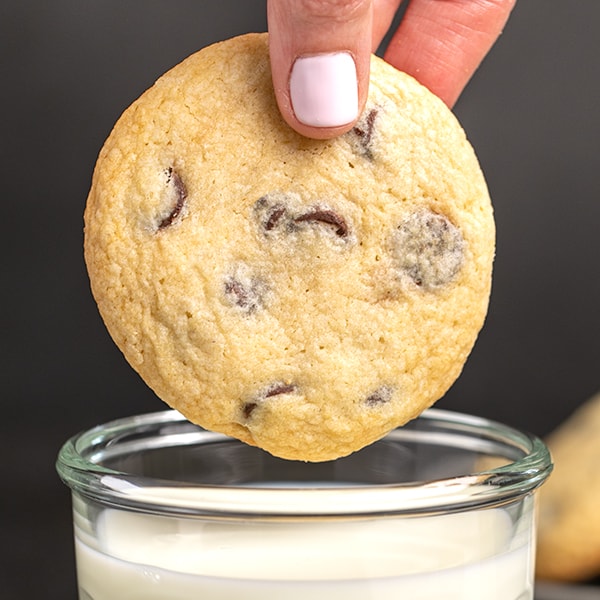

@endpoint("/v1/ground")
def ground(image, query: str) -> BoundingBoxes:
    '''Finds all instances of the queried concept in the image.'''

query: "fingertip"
[290,52,359,128]
[273,52,370,140]
[267,0,372,140]
[270,54,368,140]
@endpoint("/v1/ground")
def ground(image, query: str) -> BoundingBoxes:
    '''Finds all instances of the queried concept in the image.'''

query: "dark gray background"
[2,1,599,597]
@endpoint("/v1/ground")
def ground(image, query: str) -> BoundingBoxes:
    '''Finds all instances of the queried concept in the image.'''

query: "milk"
[58,410,550,600]
[74,496,535,600]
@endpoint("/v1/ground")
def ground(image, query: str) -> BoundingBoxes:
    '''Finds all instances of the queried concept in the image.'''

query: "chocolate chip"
[223,272,267,314]
[393,210,464,290]
[364,386,394,407]
[265,383,298,398]
[242,402,258,419]
[241,382,299,420]
[157,167,187,230]
[351,108,378,159]
[254,194,352,241]
[254,195,292,234]
[294,209,349,238]
[264,204,287,231]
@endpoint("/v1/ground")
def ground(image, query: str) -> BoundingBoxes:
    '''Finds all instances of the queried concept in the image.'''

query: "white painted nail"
[289,52,359,128]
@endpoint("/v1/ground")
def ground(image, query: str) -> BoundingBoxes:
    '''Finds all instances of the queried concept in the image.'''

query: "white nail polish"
[289,52,359,128]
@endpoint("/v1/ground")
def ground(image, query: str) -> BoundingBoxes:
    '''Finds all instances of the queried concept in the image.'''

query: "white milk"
[74,499,534,599]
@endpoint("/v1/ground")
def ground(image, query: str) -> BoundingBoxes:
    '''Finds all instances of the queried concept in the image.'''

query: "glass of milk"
[57,408,551,600]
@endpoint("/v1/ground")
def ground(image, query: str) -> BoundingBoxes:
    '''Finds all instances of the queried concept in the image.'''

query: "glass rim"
[56,408,552,518]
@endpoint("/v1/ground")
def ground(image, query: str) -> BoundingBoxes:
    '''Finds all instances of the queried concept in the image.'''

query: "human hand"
[268,0,516,139]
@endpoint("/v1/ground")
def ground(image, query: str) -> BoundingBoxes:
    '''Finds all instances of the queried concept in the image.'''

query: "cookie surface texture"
[84,33,495,461]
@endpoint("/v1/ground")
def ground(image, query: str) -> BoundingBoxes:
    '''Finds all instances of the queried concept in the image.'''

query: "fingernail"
[289,52,359,128]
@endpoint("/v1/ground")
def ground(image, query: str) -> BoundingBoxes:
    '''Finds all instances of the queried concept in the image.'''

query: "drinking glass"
[57,408,552,599]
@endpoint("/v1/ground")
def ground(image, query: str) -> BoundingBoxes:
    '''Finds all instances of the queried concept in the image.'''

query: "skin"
[268,0,517,139]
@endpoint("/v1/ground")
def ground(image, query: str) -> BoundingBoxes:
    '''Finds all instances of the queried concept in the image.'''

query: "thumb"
[268,0,373,140]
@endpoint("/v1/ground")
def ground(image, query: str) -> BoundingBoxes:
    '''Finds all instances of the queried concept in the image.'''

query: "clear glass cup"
[57,408,552,600]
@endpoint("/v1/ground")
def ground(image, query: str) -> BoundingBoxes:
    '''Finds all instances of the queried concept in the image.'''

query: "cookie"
[536,391,600,581]
[84,33,495,461]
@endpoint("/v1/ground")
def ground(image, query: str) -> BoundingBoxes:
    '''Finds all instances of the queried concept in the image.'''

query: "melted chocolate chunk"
[294,209,349,238]
[351,108,378,159]
[254,195,291,234]
[254,194,351,240]
[242,382,298,420]
[393,210,464,290]
[264,204,287,231]
[265,383,298,398]
[364,386,394,407]
[223,274,266,314]
[242,402,258,419]
[157,167,187,230]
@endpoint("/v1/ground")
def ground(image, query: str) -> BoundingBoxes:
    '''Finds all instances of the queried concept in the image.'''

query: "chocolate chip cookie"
[84,33,495,461]
[536,391,600,582]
